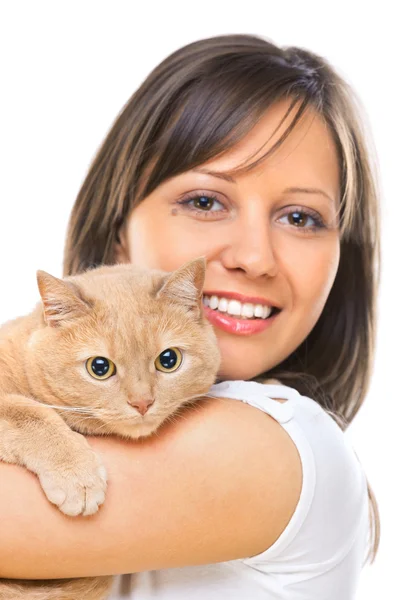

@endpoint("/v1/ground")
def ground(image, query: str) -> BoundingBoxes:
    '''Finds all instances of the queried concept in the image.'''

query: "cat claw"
[38,451,108,516]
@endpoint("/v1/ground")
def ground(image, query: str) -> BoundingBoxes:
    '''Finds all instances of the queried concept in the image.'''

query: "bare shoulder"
[160,394,303,561]
[95,393,303,571]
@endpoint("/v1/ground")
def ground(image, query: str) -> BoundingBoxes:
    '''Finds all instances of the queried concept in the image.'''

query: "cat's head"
[26,257,221,439]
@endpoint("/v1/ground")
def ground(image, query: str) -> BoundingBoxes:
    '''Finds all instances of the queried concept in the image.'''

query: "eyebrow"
[192,168,335,205]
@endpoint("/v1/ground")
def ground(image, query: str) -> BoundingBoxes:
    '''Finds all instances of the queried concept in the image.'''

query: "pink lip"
[203,305,280,336]
[202,290,280,308]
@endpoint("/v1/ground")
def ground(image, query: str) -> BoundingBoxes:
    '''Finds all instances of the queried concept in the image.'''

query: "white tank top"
[109,380,369,600]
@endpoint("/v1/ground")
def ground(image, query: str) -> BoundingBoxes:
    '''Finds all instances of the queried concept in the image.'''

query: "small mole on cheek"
[171,209,178,216]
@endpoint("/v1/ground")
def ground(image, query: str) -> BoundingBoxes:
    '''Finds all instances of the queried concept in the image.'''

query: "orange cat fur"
[0,257,221,600]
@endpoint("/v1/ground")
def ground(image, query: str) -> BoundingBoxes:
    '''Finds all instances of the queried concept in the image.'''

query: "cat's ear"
[156,257,206,314]
[36,270,92,328]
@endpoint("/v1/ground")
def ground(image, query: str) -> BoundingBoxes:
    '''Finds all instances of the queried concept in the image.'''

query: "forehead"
[197,99,340,200]
[73,293,198,362]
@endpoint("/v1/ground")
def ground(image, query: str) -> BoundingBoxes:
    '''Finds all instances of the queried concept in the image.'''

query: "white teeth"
[202,295,275,319]
[209,295,219,309]
[217,298,228,312]
[262,306,272,318]
[227,299,242,316]
[241,303,255,318]
[254,304,264,318]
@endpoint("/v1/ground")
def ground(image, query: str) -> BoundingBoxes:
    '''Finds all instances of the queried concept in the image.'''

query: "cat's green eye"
[86,356,116,380]
[154,347,183,373]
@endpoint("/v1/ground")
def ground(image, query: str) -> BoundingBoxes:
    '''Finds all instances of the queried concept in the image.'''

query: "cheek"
[126,210,215,272]
[291,238,340,321]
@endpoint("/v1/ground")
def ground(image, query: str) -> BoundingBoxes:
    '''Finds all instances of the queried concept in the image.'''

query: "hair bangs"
[137,62,319,203]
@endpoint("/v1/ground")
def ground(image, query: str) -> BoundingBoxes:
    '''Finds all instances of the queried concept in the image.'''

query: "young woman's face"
[115,99,341,381]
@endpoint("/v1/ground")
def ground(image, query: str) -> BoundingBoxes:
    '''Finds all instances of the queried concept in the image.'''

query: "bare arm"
[0,396,302,579]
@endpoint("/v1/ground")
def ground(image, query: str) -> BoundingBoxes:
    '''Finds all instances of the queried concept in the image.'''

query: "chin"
[214,341,272,382]
[109,417,160,440]
[216,364,263,382]
[216,350,284,381]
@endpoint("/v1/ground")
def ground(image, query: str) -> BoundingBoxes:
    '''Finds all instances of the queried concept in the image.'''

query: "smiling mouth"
[202,295,281,320]
[201,303,282,336]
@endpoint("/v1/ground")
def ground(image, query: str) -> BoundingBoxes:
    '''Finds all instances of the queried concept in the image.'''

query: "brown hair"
[63,33,381,564]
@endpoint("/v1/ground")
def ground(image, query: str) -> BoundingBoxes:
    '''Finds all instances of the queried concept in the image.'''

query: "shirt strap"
[204,380,300,424]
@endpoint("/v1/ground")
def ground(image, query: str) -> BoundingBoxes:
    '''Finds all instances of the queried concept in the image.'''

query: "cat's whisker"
[12,400,95,415]
[47,406,94,414]
[82,413,132,427]
[88,417,119,429]
[73,419,111,432]
[51,403,121,416]
[12,392,224,437]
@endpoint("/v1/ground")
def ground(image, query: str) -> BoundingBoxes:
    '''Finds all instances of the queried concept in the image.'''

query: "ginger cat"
[0,257,221,599]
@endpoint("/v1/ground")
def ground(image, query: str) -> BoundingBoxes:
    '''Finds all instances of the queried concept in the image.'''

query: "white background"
[0,2,397,596]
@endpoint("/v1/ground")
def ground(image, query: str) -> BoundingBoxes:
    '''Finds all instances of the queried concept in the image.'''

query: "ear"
[36,270,92,328]
[156,257,206,315]
[114,225,130,264]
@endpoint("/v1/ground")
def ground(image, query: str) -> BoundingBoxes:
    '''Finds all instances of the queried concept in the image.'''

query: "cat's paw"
[38,447,108,517]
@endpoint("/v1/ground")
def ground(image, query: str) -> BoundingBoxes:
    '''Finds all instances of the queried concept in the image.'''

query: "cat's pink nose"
[128,398,154,416]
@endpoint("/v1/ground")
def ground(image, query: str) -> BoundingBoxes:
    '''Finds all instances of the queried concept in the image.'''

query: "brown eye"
[86,356,116,380]
[154,348,183,373]
[193,195,216,210]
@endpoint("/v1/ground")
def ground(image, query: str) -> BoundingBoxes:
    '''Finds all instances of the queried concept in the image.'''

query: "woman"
[0,34,380,598]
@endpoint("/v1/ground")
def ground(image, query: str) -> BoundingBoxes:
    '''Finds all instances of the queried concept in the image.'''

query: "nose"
[223,217,278,279]
[128,398,155,416]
